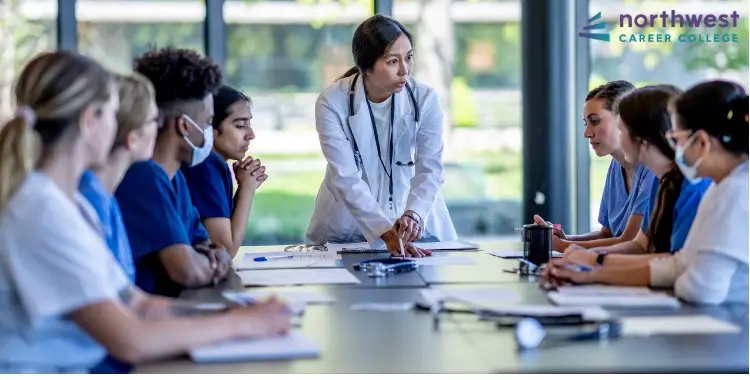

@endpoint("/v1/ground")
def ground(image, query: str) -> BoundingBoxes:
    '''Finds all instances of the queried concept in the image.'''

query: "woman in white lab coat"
[307,15,457,257]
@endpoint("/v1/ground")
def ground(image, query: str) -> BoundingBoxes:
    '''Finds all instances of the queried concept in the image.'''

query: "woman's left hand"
[394,214,421,243]
[546,260,597,286]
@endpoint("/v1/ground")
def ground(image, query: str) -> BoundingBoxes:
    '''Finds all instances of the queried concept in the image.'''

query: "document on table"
[547,291,681,308]
[414,240,479,251]
[237,252,342,270]
[189,331,320,363]
[238,268,361,287]
[223,290,335,306]
[482,305,611,321]
[411,256,477,266]
[555,285,654,295]
[620,315,741,336]
[486,251,563,259]
[419,287,521,307]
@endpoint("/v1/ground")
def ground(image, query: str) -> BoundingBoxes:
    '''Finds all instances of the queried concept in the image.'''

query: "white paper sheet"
[222,290,335,306]
[237,252,342,270]
[325,242,375,253]
[419,288,521,307]
[350,302,414,311]
[555,285,654,295]
[620,315,741,336]
[189,331,320,363]
[486,251,563,259]
[239,268,361,287]
[547,291,681,308]
[411,256,477,266]
[413,241,479,251]
[482,305,612,320]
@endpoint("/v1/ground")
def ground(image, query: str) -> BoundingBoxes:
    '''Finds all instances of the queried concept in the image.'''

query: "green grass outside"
[243,150,611,244]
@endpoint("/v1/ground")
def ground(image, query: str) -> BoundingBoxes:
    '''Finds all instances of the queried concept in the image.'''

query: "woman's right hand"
[533,214,566,239]
[381,230,431,258]
[230,298,292,339]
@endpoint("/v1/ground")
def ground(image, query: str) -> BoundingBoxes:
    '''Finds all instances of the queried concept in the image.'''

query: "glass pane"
[0,0,57,119]
[77,0,204,73]
[395,0,523,242]
[588,0,748,231]
[224,0,370,245]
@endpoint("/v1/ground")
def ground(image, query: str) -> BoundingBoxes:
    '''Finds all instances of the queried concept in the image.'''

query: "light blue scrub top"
[598,160,656,236]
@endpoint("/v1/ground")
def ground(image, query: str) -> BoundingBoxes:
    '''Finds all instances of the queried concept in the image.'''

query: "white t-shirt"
[650,161,749,305]
[0,172,130,373]
[369,96,397,219]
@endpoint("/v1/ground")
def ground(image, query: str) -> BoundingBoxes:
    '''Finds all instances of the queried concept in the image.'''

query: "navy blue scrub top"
[182,151,234,220]
[115,160,209,297]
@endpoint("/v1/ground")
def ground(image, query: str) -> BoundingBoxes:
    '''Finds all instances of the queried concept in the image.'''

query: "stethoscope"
[346,71,420,213]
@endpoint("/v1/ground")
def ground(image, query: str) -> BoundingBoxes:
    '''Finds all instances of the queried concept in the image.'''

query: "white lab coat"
[306,74,458,246]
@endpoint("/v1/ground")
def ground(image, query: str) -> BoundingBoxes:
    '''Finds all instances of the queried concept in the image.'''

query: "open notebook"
[189,331,321,363]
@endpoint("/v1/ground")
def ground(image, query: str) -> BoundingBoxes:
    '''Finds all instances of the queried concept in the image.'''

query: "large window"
[394,0,523,241]
[0,0,57,119]
[77,0,204,73]
[224,0,370,244]
[587,0,749,231]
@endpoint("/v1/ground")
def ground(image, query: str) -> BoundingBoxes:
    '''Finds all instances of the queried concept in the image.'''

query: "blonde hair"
[113,73,156,149]
[0,51,113,212]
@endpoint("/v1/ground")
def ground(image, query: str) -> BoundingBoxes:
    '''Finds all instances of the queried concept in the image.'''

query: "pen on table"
[398,236,406,259]
[253,254,295,262]
[563,264,593,272]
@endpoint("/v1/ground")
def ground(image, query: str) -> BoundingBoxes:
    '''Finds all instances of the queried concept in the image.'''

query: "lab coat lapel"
[347,75,380,192]
[393,81,413,148]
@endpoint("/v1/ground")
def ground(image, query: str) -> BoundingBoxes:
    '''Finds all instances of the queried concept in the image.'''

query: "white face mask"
[182,114,214,167]
[674,133,705,183]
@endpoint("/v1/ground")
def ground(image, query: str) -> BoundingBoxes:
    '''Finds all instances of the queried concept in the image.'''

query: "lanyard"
[364,90,396,209]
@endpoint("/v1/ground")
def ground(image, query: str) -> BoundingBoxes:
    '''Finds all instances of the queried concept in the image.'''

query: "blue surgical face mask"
[674,133,706,183]
[182,114,214,167]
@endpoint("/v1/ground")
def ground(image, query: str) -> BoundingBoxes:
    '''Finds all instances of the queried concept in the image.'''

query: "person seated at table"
[182,85,267,258]
[115,47,232,297]
[543,80,749,305]
[0,51,291,374]
[566,85,711,259]
[534,80,656,252]
[79,73,159,285]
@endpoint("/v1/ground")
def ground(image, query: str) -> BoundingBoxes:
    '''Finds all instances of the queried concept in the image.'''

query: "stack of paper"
[189,331,320,363]
[326,240,480,253]
[224,290,335,305]
[419,287,521,307]
[486,251,563,259]
[238,268,361,287]
[482,305,612,321]
[414,241,479,251]
[411,256,477,266]
[548,286,680,308]
[237,252,342,270]
[620,315,741,336]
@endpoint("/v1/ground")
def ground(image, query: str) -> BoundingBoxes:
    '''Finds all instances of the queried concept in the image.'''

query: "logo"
[579,12,610,42]
[579,10,741,44]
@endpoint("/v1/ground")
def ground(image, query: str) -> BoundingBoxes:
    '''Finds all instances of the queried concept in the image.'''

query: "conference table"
[134,241,749,374]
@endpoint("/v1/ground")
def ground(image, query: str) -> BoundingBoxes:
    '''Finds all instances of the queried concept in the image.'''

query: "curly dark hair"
[134,47,222,112]
[585,80,635,111]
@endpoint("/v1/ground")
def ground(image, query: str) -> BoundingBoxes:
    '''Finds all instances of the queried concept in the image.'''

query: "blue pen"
[253,254,295,262]
[564,264,593,272]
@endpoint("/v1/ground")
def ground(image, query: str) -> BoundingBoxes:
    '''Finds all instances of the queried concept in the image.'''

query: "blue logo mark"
[579,12,610,42]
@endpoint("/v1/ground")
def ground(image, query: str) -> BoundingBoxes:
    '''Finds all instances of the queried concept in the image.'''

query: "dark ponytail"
[672,80,749,156]
[614,85,685,254]
[337,15,412,81]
